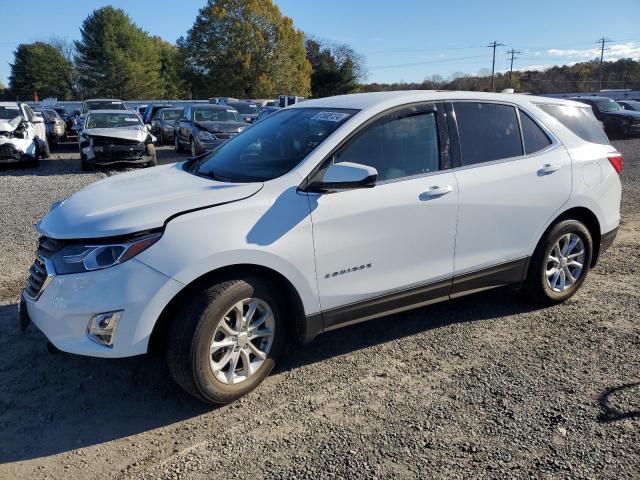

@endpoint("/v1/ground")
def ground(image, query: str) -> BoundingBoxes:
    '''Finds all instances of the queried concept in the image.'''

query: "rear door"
[449,101,571,290]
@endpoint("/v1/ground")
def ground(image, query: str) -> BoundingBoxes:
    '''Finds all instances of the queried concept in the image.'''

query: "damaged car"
[0,102,50,167]
[79,110,156,171]
[174,104,248,156]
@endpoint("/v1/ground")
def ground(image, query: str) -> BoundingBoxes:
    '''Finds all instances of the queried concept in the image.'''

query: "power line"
[487,41,505,91]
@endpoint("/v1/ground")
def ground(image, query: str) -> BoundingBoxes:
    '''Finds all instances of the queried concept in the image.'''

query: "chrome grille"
[25,237,64,300]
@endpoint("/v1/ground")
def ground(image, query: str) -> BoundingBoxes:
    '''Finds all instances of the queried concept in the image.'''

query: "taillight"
[607,153,623,174]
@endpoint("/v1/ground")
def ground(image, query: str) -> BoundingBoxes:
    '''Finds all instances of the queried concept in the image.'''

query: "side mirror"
[306,162,378,192]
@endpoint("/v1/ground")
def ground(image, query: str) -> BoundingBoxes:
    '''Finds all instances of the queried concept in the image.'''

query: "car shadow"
[598,383,640,422]
[0,288,540,463]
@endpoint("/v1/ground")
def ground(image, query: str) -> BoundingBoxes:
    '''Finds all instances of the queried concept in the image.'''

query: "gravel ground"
[0,139,638,479]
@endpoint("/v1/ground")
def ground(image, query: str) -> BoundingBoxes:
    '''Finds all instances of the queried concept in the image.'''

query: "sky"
[1,0,639,88]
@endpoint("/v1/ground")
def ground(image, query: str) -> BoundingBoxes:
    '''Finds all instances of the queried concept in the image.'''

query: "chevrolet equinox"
[21,91,622,404]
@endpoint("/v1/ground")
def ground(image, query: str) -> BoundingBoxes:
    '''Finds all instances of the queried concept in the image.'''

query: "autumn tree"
[178,0,311,98]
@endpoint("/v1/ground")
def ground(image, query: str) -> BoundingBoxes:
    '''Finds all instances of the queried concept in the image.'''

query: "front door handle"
[419,185,453,200]
[538,163,561,175]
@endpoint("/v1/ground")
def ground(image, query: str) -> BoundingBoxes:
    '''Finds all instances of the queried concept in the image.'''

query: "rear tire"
[166,276,286,404]
[524,219,593,305]
[40,138,51,159]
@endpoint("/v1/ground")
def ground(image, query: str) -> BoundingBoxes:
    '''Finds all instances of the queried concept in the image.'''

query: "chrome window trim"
[446,99,561,173]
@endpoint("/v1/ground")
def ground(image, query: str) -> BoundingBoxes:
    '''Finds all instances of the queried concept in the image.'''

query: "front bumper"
[22,258,183,358]
[194,136,224,154]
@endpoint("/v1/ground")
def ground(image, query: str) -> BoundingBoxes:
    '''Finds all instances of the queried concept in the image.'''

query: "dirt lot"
[0,139,638,479]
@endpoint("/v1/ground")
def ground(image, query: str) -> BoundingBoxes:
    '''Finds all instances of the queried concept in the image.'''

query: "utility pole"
[597,37,611,91]
[507,49,521,89]
[487,41,505,91]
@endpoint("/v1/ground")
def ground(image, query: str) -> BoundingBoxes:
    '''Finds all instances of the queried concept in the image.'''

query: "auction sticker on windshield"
[311,111,352,122]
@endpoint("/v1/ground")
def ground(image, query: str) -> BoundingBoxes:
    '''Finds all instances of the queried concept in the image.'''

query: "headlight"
[198,130,216,141]
[51,232,162,274]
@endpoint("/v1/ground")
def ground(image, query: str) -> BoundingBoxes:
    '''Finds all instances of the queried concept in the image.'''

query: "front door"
[308,103,459,329]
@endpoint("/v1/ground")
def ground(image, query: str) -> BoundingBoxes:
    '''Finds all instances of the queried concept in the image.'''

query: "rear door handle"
[419,185,453,200]
[538,163,561,175]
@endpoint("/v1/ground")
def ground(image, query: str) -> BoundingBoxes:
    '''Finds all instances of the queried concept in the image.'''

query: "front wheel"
[524,219,593,305]
[166,277,286,404]
[174,134,182,152]
[190,138,197,157]
[145,143,157,167]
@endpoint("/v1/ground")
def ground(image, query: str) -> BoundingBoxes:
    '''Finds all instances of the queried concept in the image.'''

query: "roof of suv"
[289,90,585,111]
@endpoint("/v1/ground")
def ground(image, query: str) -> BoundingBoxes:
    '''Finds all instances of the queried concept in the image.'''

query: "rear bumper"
[600,226,618,254]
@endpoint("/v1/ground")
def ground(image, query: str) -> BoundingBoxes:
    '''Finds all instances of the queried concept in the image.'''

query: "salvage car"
[226,101,261,123]
[21,91,621,405]
[142,103,174,125]
[152,107,182,144]
[0,102,50,167]
[78,110,156,171]
[617,99,640,112]
[570,96,640,138]
[72,98,128,134]
[174,104,247,156]
[34,108,66,147]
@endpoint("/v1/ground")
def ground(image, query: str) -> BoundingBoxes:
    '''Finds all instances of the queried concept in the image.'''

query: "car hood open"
[37,162,263,239]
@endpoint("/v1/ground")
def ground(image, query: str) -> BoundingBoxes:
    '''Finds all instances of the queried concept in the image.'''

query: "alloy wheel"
[209,298,275,385]
[546,233,585,292]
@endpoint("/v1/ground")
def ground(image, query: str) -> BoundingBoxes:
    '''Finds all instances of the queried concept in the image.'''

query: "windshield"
[595,99,622,112]
[0,106,22,120]
[188,107,357,182]
[230,103,259,114]
[85,100,126,112]
[193,108,241,122]
[160,109,181,121]
[85,112,142,129]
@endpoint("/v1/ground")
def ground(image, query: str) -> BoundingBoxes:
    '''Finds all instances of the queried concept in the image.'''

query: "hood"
[195,121,247,133]
[83,127,148,143]
[0,117,21,132]
[37,162,263,239]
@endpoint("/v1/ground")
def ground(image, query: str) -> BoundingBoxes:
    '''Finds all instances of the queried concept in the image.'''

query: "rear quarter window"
[519,110,552,154]
[536,104,610,145]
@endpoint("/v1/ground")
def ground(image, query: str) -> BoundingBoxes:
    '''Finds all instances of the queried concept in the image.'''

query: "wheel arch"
[536,206,602,269]
[148,263,311,354]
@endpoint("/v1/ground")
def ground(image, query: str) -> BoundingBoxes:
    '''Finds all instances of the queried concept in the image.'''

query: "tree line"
[4,0,365,101]
[3,0,638,101]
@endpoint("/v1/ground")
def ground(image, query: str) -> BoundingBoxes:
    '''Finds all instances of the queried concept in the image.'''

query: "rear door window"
[453,102,523,165]
[519,110,551,154]
[536,104,610,145]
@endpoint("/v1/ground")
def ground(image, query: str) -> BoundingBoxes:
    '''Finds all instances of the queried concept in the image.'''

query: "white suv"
[21,91,622,404]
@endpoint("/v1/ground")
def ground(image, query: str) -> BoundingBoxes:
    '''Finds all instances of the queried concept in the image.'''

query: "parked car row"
[570,96,640,139]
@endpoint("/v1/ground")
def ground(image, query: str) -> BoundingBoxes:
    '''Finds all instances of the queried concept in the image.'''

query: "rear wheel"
[166,277,286,404]
[40,138,51,159]
[524,219,593,305]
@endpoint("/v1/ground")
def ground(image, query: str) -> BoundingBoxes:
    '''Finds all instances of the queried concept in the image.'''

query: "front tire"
[174,134,183,153]
[80,152,92,171]
[166,277,286,404]
[524,219,593,305]
[190,137,197,157]
[145,143,157,167]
